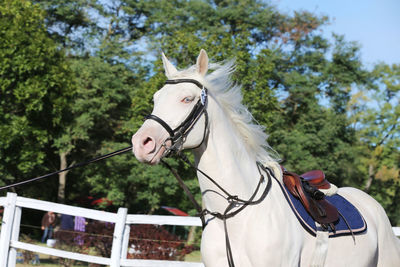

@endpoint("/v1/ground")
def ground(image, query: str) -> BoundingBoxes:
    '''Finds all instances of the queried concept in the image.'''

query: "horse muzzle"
[131,123,171,165]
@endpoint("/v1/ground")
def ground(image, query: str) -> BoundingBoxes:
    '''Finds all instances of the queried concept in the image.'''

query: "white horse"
[131,49,400,266]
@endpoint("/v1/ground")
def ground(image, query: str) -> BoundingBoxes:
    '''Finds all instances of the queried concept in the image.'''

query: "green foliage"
[348,63,400,224]
[54,56,135,153]
[0,0,75,192]
[1,0,399,225]
[271,109,359,186]
[36,0,94,48]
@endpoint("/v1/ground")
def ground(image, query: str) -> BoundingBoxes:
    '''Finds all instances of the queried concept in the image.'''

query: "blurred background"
[0,0,399,257]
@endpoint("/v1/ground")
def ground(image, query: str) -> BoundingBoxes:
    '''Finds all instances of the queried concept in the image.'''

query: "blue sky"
[271,0,400,68]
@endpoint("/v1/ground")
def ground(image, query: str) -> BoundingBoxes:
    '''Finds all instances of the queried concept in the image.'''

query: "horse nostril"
[141,136,156,154]
[143,137,152,146]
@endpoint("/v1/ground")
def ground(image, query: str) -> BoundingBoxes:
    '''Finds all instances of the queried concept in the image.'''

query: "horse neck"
[193,102,268,213]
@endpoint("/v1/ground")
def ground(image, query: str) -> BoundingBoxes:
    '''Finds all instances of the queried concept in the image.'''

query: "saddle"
[282,167,339,231]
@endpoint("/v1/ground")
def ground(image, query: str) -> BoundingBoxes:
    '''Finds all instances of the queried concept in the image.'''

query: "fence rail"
[1,192,399,267]
[0,192,204,267]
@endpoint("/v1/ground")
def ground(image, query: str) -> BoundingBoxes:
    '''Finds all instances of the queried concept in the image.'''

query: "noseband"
[146,79,274,267]
[145,79,209,155]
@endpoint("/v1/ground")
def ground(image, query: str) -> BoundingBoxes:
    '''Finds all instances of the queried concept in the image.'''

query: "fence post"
[8,206,22,267]
[121,224,131,260]
[110,207,128,267]
[0,192,18,266]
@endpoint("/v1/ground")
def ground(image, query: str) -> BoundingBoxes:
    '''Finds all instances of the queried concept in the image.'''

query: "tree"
[110,0,371,209]
[31,0,149,204]
[268,33,370,185]
[35,0,96,50]
[3,0,397,226]
[0,0,76,198]
[52,55,138,203]
[349,63,400,224]
[135,0,368,185]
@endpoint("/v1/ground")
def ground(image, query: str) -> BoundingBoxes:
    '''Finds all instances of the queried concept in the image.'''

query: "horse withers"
[131,49,400,266]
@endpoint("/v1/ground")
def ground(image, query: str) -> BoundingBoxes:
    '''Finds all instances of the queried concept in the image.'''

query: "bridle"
[145,79,209,156]
[147,78,274,267]
[0,78,274,267]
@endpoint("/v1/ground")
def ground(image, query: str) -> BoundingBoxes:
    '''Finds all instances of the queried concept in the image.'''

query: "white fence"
[1,192,399,267]
[0,192,204,267]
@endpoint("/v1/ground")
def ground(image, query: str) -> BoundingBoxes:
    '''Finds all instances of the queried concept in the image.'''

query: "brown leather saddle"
[282,167,339,231]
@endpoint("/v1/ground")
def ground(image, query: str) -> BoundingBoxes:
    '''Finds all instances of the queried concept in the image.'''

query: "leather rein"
[1,78,274,267]
[147,79,275,267]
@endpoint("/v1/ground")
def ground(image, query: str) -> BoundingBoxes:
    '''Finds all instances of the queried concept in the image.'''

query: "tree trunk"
[186,226,196,244]
[364,163,374,192]
[57,152,68,204]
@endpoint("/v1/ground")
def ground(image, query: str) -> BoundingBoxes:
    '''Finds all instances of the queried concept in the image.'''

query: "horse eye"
[181,96,194,103]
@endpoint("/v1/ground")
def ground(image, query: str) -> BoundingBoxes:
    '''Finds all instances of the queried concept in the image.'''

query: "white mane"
[170,60,282,178]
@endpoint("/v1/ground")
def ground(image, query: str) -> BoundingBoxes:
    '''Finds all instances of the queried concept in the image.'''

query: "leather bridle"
[145,79,209,156]
[147,78,274,267]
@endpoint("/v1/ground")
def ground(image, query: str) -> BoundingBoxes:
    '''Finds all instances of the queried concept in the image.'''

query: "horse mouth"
[131,125,172,165]
[133,142,168,165]
[149,145,167,165]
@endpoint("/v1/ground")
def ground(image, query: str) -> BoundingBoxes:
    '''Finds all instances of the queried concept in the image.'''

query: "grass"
[184,250,202,262]
[15,251,202,266]
[15,241,92,267]
[14,242,202,266]
[16,252,90,267]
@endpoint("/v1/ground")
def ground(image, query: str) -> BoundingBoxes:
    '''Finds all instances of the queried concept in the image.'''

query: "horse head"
[131,49,210,164]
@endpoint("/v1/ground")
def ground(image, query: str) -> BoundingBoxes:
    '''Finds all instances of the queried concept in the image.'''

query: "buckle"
[200,88,207,105]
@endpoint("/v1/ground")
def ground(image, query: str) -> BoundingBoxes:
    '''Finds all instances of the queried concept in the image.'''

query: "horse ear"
[196,49,209,76]
[162,52,178,78]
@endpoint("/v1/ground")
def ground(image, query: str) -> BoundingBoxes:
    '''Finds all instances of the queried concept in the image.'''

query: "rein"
[149,78,275,267]
[179,153,273,267]
[3,78,274,267]
[0,146,132,191]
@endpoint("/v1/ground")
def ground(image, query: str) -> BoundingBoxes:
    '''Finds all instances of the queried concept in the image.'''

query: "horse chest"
[200,203,305,267]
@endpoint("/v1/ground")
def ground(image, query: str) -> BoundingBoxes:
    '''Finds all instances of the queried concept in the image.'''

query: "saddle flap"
[283,171,339,227]
[307,198,339,225]
[282,173,299,198]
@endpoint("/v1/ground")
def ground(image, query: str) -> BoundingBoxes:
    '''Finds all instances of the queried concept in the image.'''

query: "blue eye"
[182,96,194,103]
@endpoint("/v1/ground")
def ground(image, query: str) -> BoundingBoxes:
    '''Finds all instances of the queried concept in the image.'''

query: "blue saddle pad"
[278,180,367,237]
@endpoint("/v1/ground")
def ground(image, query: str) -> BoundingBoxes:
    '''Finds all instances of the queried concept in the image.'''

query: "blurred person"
[41,211,56,243]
